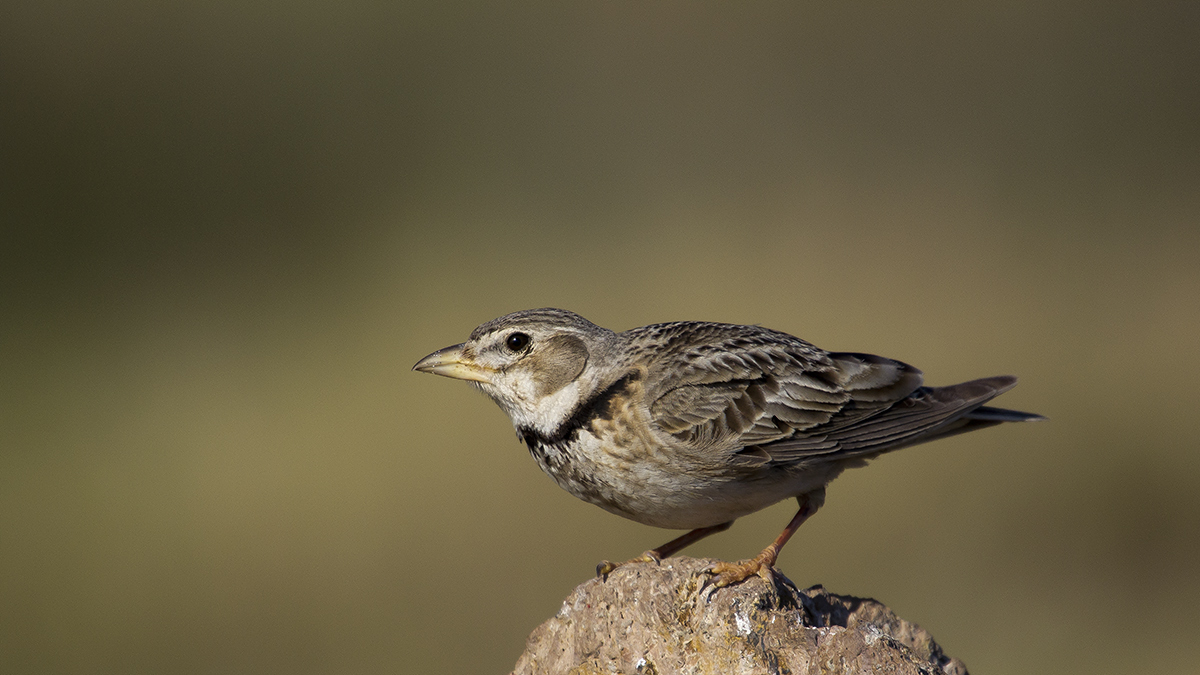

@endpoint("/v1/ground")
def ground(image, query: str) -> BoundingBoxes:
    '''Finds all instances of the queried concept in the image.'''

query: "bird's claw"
[698,557,776,600]
[596,550,662,581]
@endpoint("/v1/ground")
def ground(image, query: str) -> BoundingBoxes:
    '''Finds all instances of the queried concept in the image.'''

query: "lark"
[413,308,1042,589]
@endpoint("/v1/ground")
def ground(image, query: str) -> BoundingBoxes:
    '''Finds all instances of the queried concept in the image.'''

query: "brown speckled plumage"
[414,308,1042,588]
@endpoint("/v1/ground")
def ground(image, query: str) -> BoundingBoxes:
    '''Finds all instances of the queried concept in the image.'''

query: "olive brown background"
[3,2,1197,673]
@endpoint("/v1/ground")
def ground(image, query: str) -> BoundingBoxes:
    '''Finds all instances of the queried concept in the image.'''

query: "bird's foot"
[596,550,662,580]
[700,547,779,595]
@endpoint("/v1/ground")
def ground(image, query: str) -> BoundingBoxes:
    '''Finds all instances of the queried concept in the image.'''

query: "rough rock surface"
[512,556,968,675]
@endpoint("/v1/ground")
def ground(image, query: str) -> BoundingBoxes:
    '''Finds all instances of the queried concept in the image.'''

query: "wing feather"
[763,376,1023,461]
[642,323,922,455]
[637,322,1024,470]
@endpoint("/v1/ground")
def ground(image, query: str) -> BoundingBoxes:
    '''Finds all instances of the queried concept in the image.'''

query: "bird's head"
[413,308,616,433]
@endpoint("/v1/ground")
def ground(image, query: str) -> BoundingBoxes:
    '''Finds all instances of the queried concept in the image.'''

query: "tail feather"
[760,375,1043,464]
[882,375,1044,449]
[967,405,1046,423]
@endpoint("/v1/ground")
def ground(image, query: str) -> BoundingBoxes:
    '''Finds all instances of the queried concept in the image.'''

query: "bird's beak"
[412,343,493,383]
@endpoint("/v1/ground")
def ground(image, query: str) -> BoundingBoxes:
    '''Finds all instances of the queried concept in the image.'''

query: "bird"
[412,308,1043,589]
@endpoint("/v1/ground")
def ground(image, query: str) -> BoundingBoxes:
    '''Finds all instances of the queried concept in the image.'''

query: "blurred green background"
[2,2,1197,673]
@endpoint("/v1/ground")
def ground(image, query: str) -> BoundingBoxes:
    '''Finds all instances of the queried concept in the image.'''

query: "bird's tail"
[902,375,1045,445]
[757,375,1043,464]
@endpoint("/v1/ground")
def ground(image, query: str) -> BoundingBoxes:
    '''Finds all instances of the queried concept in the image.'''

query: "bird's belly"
[525,430,826,530]
[611,471,817,529]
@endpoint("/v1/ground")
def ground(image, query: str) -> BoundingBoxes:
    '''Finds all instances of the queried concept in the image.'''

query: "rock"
[512,556,967,675]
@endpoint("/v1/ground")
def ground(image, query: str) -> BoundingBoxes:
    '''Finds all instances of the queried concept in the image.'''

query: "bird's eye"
[505,332,531,352]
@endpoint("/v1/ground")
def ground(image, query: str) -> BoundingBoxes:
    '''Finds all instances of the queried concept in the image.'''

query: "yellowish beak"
[412,344,493,383]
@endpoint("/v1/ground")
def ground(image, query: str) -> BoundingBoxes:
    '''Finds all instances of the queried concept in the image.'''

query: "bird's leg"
[597,521,733,579]
[704,493,819,589]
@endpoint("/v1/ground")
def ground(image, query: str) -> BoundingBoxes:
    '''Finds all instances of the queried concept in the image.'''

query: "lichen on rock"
[512,556,967,675]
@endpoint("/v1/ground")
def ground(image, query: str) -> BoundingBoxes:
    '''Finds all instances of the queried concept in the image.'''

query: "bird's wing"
[757,375,1023,463]
[641,323,925,462]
